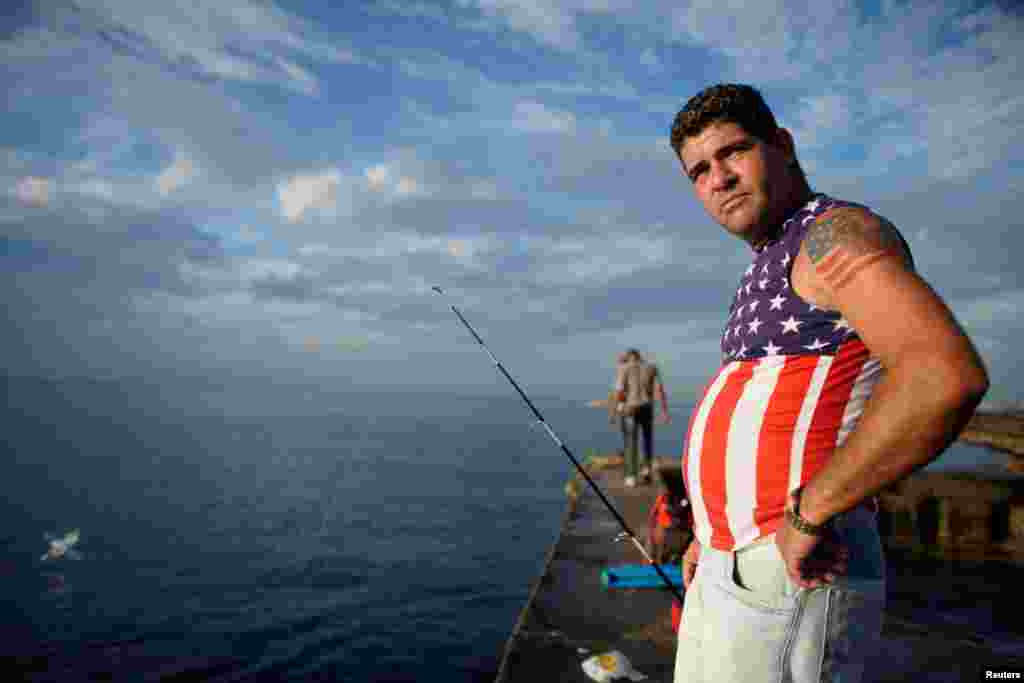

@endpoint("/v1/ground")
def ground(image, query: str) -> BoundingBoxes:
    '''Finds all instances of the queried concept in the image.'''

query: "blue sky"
[3,0,1023,407]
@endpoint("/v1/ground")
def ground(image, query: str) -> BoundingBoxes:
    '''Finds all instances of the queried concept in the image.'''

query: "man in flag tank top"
[667,84,989,683]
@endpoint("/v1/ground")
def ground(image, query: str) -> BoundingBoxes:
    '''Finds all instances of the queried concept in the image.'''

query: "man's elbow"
[936,355,989,410]
[895,348,988,408]
[958,363,989,406]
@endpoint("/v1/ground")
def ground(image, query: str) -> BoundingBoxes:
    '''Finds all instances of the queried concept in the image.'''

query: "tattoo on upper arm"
[805,207,908,265]
[805,207,914,293]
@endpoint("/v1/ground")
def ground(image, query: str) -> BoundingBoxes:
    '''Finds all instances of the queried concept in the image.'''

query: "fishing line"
[432,286,684,605]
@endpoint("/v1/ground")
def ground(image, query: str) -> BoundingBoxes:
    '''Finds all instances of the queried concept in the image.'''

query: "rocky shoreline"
[959,410,1024,471]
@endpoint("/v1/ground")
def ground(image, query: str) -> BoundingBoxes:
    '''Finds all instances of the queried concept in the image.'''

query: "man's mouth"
[721,194,748,212]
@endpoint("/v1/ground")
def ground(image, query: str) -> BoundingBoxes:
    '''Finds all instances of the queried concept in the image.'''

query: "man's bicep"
[831,257,979,368]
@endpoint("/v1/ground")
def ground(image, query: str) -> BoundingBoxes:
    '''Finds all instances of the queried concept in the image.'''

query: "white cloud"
[304,231,500,270]
[363,162,430,198]
[444,234,499,266]
[75,179,116,202]
[277,169,340,223]
[141,289,321,327]
[396,177,421,196]
[298,243,330,256]
[639,47,661,70]
[457,0,582,50]
[234,225,264,244]
[14,176,52,207]
[787,94,851,150]
[68,1,358,96]
[156,154,197,196]
[238,258,306,283]
[513,100,577,134]
[958,289,1024,329]
[365,164,391,190]
[526,78,646,103]
[530,233,672,286]
[274,57,319,96]
[328,281,398,297]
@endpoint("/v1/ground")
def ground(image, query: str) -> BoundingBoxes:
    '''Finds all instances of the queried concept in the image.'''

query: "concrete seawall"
[495,454,1024,683]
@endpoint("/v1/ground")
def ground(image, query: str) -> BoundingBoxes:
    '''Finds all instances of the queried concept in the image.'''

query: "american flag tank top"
[683,194,905,552]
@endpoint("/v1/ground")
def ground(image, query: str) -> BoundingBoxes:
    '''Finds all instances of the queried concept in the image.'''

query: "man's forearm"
[800,356,987,525]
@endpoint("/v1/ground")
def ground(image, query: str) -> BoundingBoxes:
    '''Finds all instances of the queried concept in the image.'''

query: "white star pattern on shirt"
[724,197,865,362]
[781,316,802,333]
[804,338,829,351]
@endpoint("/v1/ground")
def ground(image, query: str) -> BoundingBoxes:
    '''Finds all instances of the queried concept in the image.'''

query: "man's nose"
[709,161,737,191]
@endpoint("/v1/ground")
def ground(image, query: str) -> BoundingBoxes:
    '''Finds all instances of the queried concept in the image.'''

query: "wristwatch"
[785,485,832,536]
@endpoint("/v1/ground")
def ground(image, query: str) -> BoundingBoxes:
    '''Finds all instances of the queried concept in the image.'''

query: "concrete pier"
[496,454,1024,683]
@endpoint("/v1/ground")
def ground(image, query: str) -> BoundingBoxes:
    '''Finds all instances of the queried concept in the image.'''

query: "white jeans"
[674,507,885,683]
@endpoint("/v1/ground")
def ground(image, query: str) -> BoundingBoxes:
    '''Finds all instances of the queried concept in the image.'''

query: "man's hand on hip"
[775,519,849,589]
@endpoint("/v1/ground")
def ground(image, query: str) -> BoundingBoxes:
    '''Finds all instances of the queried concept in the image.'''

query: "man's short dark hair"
[669,84,780,161]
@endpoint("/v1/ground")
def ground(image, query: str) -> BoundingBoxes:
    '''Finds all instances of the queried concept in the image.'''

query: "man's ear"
[772,128,797,165]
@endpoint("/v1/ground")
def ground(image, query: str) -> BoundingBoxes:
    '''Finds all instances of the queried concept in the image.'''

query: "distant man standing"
[669,84,988,683]
[609,351,633,460]
[615,349,671,487]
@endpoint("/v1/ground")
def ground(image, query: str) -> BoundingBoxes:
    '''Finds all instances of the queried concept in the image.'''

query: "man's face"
[678,121,796,244]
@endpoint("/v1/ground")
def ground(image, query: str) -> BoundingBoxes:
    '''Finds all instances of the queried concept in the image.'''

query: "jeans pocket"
[727,542,801,613]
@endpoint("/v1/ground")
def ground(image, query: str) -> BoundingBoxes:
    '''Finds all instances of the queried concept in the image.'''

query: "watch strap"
[786,485,831,536]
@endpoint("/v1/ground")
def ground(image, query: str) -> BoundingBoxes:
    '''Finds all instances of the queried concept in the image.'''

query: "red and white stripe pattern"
[683,337,882,551]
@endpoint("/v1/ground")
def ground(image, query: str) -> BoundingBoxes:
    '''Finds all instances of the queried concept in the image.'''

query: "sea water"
[2,374,691,681]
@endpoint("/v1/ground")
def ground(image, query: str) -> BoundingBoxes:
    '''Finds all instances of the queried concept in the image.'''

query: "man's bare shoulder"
[803,206,912,267]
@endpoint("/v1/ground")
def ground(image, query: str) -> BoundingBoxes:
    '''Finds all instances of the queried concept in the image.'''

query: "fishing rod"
[432,286,685,606]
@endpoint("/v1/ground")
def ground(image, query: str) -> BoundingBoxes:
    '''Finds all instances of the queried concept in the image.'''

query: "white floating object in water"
[581,650,647,682]
[41,529,81,561]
